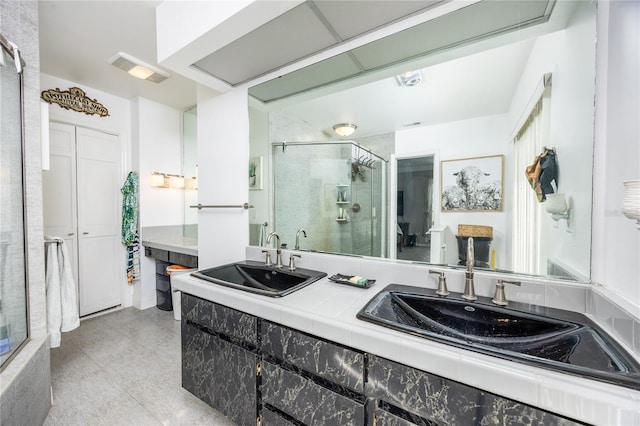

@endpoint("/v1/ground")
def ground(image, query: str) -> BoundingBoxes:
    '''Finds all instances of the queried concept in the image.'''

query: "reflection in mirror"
[271,142,386,255]
[183,107,197,224]
[249,1,596,282]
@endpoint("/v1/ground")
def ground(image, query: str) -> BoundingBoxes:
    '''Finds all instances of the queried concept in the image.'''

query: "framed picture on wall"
[249,156,263,190]
[440,154,504,212]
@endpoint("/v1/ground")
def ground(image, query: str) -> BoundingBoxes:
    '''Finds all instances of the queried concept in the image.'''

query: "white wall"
[196,85,250,268]
[134,97,184,227]
[592,0,640,310]
[396,114,511,270]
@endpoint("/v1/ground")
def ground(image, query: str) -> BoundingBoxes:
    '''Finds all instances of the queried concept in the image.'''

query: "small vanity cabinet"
[181,294,259,426]
[145,246,197,311]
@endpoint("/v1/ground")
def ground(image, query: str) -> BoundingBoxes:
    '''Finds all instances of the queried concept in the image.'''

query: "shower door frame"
[0,34,31,372]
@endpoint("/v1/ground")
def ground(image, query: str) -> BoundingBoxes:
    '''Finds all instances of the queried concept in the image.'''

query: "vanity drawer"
[169,251,198,268]
[144,246,169,261]
[182,293,258,346]
[261,407,296,426]
[261,321,365,393]
[261,361,365,426]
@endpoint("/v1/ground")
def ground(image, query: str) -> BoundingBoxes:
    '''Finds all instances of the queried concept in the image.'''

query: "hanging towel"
[121,171,140,284]
[126,232,141,284]
[45,236,80,348]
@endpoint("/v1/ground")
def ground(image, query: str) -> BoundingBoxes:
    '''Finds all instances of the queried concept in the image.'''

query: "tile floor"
[44,307,236,426]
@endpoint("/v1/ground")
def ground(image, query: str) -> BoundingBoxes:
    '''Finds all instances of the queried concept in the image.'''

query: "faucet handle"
[288,254,301,271]
[262,250,272,267]
[429,269,449,297]
[492,279,521,306]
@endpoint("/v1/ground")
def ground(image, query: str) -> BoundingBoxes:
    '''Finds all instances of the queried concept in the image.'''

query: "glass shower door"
[0,35,29,369]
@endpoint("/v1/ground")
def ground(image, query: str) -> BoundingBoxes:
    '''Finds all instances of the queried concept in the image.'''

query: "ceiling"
[38,1,197,110]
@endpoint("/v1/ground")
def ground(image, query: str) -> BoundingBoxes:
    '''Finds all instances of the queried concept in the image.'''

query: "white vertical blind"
[512,85,551,274]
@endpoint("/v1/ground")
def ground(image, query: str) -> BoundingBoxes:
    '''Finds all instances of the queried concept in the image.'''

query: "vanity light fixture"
[621,180,640,230]
[545,193,571,226]
[150,172,168,188]
[150,172,187,189]
[333,123,357,137]
[108,52,170,83]
[396,70,423,87]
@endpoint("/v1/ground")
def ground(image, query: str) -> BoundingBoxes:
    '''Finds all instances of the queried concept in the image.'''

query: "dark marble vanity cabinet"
[181,293,584,426]
[181,293,258,426]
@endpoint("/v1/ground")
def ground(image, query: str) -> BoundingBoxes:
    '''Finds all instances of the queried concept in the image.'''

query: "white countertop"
[172,249,640,425]
[141,225,197,256]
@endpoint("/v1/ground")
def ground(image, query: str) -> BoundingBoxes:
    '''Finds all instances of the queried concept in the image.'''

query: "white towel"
[45,236,79,348]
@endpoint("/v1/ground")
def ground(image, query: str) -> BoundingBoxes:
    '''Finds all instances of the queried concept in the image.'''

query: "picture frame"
[440,154,504,212]
[249,156,263,190]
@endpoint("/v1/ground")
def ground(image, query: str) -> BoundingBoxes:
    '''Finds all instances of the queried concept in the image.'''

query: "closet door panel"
[76,127,121,315]
[78,234,120,316]
[43,123,79,298]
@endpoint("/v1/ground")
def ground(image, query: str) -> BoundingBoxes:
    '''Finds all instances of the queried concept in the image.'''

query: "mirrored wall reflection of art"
[441,155,504,212]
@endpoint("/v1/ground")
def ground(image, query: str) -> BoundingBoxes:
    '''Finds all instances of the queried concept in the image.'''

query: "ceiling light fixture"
[396,70,423,87]
[333,123,357,137]
[108,52,170,83]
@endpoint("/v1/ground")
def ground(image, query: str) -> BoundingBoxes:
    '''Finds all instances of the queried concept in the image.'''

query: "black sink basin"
[392,293,579,344]
[191,260,327,297]
[358,284,640,390]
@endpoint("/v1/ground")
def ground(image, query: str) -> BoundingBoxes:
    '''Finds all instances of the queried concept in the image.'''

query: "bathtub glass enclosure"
[0,35,29,369]
[273,142,386,257]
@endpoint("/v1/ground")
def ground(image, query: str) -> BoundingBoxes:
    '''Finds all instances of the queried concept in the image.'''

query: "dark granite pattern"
[182,293,258,346]
[374,407,428,426]
[261,321,365,393]
[262,407,298,426]
[182,321,258,426]
[367,355,585,426]
[262,361,365,425]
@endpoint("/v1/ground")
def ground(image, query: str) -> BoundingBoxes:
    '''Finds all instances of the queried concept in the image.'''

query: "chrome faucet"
[462,237,477,301]
[295,228,307,250]
[266,232,283,268]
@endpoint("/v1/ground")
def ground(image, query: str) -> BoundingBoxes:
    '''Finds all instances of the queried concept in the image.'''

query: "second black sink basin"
[392,292,579,344]
[191,260,327,297]
[358,284,640,390]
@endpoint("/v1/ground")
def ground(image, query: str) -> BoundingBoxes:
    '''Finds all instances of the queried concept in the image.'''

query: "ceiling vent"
[108,52,169,83]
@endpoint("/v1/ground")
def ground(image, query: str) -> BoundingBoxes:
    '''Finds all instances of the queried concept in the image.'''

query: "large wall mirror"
[248,0,596,283]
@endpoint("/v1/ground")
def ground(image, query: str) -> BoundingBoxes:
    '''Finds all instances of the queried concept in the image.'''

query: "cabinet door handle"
[82,232,89,235]
[67,232,75,236]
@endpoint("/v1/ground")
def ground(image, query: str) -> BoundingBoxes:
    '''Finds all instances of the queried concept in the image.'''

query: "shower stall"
[273,142,386,257]
[0,34,29,369]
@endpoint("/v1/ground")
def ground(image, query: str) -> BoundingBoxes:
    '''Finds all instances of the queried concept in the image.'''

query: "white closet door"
[76,127,121,316]
[43,122,79,296]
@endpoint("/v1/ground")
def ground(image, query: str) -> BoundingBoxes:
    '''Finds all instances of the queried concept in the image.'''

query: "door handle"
[67,232,75,236]
[82,232,89,235]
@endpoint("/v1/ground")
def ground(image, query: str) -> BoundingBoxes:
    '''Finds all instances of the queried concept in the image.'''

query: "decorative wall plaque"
[41,87,109,117]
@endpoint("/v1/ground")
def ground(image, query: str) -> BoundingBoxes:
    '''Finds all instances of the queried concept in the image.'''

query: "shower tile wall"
[274,144,351,253]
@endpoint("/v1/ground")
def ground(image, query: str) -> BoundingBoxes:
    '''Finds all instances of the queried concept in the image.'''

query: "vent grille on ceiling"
[108,52,169,84]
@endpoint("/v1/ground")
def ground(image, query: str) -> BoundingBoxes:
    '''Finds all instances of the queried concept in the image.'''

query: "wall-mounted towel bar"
[190,203,252,210]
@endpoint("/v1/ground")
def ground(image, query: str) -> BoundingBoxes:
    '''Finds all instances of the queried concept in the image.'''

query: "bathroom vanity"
[172,248,640,426]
